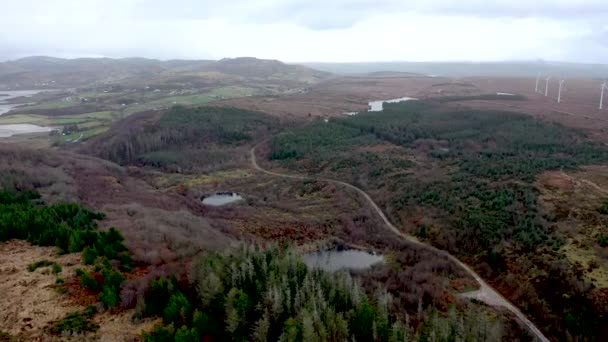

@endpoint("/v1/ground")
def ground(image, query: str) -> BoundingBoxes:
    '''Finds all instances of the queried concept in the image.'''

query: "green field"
[2,86,259,143]
[124,86,259,114]
[0,111,115,127]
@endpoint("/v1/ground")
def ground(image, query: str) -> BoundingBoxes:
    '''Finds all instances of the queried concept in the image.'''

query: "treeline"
[0,189,511,340]
[89,106,278,169]
[0,191,103,250]
[138,246,504,342]
[272,103,608,251]
[434,94,527,102]
[340,103,608,183]
[0,191,132,261]
[271,122,378,162]
[0,190,134,315]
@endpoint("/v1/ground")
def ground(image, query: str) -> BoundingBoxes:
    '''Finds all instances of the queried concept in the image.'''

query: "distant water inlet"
[201,192,243,206]
[303,249,384,272]
[0,124,52,137]
[0,90,45,115]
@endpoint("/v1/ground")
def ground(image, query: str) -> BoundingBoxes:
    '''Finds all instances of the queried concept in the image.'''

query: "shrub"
[100,286,120,309]
[101,266,125,290]
[119,252,135,272]
[83,246,98,265]
[84,305,97,316]
[56,278,65,284]
[192,311,212,338]
[143,325,174,342]
[80,271,100,291]
[68,232,85,253]
[413,225,430,239]
[163,291,192,327]
[145,277,172,317]
[0,330,14,342]
[174,326,198,342]
[52,263,62,275]
[598,200,608,215]
[51,312,99,335]
[27,260,54,272]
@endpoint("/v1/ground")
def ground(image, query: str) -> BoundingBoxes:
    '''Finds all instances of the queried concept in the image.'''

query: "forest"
[270,101,608,340]
[0,190,135,316]
[1,189,517,341]
[139,246,505,342]
[89,106,279,172]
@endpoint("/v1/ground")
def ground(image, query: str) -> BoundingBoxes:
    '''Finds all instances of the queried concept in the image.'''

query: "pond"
[303,249,384,272]
[343,96,418,116]
[368,97,418,112]
[201,192,243,206]
[0,124,52,138]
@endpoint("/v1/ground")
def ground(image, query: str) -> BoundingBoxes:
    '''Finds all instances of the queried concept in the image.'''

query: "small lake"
[0,124,52,138]
[201,192,243,206]
[0,90,45,115]
[368,97,418,112]
[303,249,384,272]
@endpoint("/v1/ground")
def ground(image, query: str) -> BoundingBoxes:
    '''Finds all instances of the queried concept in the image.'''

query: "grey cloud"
[130,0,608,30]
[1,0,607,63]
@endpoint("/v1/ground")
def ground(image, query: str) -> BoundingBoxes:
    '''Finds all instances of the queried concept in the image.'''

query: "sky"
[1,0,607,63]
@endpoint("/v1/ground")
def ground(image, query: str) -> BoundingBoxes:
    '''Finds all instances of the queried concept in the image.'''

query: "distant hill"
[0,56,331,89]
[210,57,329,80]
[304,61,608,78]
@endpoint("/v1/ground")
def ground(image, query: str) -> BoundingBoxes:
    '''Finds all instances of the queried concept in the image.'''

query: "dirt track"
[250,145,550,342]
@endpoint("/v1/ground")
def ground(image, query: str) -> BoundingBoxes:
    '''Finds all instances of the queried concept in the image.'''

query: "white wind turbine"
[601,81,607,110]
[544,76,551,96]
[557,80,565,103]
[535,73,541,93]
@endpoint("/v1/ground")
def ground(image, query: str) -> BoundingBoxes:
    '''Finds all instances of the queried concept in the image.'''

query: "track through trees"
[250,144,551,342]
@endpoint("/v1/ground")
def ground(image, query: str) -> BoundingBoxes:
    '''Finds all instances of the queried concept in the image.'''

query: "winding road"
[250,145,550,342]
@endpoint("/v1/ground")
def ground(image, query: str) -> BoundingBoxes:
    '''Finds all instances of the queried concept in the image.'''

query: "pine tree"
[83,246,98,265]
[68,232,84,253]
[100,286,119,308]
[174,326,198,342]
[251,311,270,342]
[163,291,192,327]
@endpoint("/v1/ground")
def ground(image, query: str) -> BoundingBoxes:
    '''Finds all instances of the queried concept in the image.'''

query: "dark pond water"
[201,192,243,206]
[303,249,384,272]
[368,96,417,112]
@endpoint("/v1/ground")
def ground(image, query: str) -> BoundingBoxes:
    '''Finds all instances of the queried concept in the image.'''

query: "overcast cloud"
[1,0,607,63]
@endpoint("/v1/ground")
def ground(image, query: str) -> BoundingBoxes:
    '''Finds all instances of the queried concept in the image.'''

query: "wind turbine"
[557,80,565,103]
[601,81,607,110]
[535,73,541,93]
[544,76,551,96]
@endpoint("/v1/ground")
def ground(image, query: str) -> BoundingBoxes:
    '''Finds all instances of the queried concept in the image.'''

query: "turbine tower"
[544,76,551,97]
[557,80,565,103]
[601,81,607,110]
[535,73,541,93]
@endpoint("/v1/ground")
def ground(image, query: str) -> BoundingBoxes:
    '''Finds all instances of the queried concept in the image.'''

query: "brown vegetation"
[217,75,448,118]
[7,72,608,340]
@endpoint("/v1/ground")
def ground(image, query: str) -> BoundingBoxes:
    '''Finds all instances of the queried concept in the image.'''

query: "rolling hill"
[0,56,332,89]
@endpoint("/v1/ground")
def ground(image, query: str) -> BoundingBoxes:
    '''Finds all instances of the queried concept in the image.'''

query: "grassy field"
[123,86,259,114]
[1,85,260,143]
